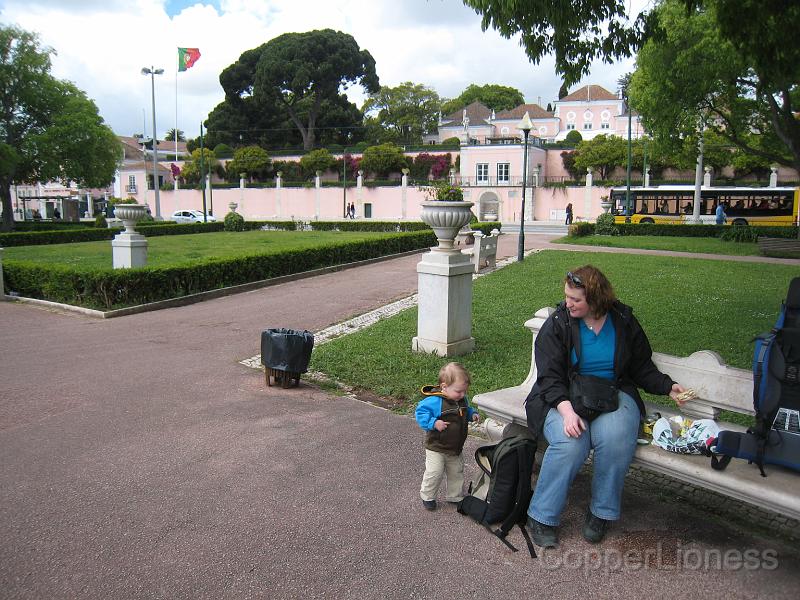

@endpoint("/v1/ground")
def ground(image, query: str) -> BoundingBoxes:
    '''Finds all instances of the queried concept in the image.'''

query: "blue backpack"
[710,277,800,476]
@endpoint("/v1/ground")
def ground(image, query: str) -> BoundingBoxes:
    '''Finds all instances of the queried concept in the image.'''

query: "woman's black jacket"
[525,300,675,436]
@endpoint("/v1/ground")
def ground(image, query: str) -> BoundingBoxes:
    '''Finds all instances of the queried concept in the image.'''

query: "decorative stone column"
[644,166,651,188]
[703,165,712,187]
[112,204,148,269]
[86,193,94,218]
[276,171,282,218]
[315,170,321,220]
[412,201,476,356]
[0,247,5,299]
[239,173,246,217]
[356,170,363,218]
[584,167,593,220]
[401,168,409,219]
[770,165,778,187]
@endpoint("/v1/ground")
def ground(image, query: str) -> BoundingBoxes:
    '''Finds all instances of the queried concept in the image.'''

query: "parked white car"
[171,210,217,224]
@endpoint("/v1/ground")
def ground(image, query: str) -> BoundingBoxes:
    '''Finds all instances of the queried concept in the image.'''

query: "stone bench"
[472,307,800,521]
[461,229,500,273]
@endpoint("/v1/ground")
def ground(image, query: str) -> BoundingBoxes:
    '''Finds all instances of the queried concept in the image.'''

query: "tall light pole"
[142,66,164,220]
[517,111,533,262]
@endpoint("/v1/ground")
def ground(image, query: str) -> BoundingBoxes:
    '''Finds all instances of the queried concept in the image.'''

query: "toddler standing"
[414,362,480,510]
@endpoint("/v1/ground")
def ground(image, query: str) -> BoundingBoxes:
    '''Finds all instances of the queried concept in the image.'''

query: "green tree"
[731,147,773,181]
[0,25,120,231]
[463,1,646,87]
[213,143,234,158]
[359,143,408,178]
[572,135,627,179]
[165,128,185,142]
[225,145,271,181]
[629,0,798,171]
[440,83,525,115]
[180,148,219,186]
[362,81,441,145]
[299,148,337,177]
[564,130,583,145]
[253,29,378,150]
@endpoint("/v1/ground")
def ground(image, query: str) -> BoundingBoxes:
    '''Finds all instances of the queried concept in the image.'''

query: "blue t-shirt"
[571,318,616,380]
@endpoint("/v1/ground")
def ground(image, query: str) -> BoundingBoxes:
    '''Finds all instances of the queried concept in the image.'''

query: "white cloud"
[1,0,642,140]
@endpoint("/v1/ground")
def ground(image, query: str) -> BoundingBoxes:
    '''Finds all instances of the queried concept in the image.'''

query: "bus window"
[682,201,693,214]
[641,201,649,214]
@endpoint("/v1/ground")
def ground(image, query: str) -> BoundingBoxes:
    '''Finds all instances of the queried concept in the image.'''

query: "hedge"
[0,222,222,246]
[569,223,798,239]
[2,231,437,310]
[1,219,503,246]
[613,223,798,239]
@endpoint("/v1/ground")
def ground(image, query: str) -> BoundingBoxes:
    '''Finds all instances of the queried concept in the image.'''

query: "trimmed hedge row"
[2,231,437,310]
[1,219,503,246]
[569,222,798,239]
[0,222,223,246]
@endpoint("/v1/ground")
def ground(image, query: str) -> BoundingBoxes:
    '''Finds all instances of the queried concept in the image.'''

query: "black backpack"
[709,277,800,476]
[457,435,538,557]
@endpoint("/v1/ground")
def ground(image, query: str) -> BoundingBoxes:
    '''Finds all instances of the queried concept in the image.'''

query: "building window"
[497,163,509,183]
[126,175,137,193]
[583,123,592,130]
[601,123,610,129]
[566,123,575,130]
[476,163,489,184]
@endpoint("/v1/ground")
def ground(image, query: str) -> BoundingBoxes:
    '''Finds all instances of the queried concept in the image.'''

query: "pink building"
[428,85,644,144]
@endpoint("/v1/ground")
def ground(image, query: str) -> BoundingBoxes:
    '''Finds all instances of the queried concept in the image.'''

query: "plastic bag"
[652,417,720,454]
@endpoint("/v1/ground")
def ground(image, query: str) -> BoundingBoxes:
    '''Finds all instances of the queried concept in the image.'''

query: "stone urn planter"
[228,202,238,213]
[113,204,148,233]
[600,195,613,214]
[420,201,475,251]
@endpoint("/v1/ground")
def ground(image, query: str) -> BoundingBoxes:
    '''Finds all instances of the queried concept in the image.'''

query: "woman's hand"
[557,401,586,438]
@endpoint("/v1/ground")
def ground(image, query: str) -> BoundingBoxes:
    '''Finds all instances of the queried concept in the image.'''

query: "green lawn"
[309,250,797,419]
[552,235,761,256]
[3,230,396,269]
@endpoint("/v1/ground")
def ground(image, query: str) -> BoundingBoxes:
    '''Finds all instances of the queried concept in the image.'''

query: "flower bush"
[424,181,464,201]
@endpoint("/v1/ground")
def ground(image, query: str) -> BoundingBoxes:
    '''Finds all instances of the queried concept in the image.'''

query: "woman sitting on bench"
[524,265,688,547]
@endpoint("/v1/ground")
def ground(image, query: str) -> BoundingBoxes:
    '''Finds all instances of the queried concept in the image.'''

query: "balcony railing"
[455,175,539,187]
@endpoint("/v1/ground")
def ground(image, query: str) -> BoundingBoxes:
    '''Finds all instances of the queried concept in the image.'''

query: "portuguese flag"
[178,48,201,72]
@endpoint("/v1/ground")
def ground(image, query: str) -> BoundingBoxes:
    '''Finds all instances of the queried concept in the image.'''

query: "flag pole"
[175,49,179,169]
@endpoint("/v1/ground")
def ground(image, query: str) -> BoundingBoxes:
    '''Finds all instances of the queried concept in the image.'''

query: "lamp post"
[141,66,164,220]
[517,111,533,262]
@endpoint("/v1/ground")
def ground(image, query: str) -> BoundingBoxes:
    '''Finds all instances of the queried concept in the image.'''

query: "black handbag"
[569,373,619,421]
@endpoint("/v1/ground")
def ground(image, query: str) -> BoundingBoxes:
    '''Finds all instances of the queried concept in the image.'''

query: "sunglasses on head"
[566,271,584,287]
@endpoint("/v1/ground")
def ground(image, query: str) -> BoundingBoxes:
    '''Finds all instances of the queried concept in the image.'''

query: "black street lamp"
[517,111,533,262]
[141,66,164,219]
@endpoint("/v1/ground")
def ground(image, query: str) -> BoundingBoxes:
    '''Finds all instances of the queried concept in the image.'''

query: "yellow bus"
[610,185,800,226]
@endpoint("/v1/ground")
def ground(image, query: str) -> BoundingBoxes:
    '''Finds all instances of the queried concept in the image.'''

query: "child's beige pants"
[419,449,464,502]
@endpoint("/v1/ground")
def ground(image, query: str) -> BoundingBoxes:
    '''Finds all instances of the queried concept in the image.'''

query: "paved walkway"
[1,235,798,599]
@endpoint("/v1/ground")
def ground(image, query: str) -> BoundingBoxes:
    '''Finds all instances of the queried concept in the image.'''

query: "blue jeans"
[528,391,640,526]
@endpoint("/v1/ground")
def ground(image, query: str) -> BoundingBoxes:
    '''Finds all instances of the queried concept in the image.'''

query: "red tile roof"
[559,85,618,102]
[494,103,553,120]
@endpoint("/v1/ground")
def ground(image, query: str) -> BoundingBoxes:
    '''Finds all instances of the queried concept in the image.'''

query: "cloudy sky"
[1,0,644,141]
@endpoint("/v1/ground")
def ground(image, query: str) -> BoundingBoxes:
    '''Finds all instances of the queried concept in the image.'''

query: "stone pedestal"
[112,234,148,268]
[112,204,148,269]
[411,250,475,356]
